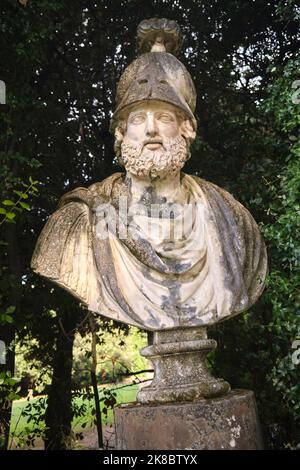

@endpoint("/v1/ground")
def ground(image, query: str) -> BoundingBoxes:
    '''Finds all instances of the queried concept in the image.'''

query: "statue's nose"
[145,114,158,137]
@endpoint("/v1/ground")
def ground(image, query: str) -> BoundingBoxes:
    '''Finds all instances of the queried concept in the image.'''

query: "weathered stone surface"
[137,326,230,404]
[115,390,263,450]
[31,168,268,331]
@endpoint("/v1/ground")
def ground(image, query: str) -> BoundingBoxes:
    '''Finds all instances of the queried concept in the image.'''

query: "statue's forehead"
[119,100,183,122]
[130,101,178,114]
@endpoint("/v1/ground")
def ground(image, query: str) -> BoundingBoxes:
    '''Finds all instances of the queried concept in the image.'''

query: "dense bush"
[211,54,300,449]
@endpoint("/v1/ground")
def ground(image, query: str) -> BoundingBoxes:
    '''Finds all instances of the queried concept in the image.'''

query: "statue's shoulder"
[58,172,125,208]
[31,172,125,282]
[188,174,233,198]
[186,174,249,216]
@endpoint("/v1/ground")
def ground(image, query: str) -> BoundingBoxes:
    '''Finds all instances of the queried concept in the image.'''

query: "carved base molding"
[137,326,230,404]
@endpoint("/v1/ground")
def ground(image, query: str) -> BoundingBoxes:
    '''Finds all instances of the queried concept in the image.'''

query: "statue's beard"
[120,135,188,179]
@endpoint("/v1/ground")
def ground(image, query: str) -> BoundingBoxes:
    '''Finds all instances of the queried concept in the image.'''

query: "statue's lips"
[143,141,163,150]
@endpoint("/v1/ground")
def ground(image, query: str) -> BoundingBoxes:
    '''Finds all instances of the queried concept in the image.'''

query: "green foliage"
[72,326,148,387]
[1,0,299,449]
[0,178,38,226]
[0,371,20,402]
[0,371,20,448]
[211,53,300,449]
[9,397,47,449]
[0,174,39,448]
[9,384,138,449]
[0,306,15,325]
[260,55,300,447]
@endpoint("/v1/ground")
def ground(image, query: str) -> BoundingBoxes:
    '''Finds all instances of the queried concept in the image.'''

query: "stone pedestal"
[115,390,263,450]
[137,326,230,404]
[115,327,263,450]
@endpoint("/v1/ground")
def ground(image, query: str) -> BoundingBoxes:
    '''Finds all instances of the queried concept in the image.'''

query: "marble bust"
[31,18,267,332]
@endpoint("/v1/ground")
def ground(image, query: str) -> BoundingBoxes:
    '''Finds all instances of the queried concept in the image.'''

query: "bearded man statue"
[31,19,267,334]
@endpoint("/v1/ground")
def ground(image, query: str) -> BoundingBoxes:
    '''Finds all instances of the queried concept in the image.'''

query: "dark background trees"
[0,0,299,449]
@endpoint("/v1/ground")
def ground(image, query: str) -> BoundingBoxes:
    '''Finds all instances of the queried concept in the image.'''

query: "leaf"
[20,201,30,210]
[14,190,28,199]
[6,306,16,314]
[5,315,13,323]
[6,212,16,220]
[2,200,14,206]
[0,208,6,214]
[29,176,38,185]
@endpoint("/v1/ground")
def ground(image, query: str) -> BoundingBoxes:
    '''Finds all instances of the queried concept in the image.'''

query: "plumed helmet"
[110,18,197,132]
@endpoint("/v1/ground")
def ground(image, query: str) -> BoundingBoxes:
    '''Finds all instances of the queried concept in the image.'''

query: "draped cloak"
[31,172,267,331]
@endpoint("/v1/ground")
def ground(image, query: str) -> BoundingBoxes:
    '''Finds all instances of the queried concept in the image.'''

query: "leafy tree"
[0,178,38,449]
[211,52,300,449]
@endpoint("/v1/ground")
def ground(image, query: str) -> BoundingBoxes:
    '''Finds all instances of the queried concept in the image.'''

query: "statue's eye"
[157,113,174,123]
[130,114,145,124]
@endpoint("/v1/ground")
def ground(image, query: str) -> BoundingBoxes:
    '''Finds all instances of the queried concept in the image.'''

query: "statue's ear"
[115,127,124,144]
[114,124,125,163]
[180,119,196,144]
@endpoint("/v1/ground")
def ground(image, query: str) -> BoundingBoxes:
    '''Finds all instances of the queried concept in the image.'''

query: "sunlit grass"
[9,383,138,448]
